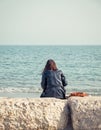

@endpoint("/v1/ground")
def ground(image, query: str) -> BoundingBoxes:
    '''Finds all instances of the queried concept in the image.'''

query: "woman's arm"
[61,73,68,86]
[41,73,47,90]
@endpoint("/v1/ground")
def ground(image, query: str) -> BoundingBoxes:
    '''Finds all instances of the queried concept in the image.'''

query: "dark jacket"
[40,69,67,99]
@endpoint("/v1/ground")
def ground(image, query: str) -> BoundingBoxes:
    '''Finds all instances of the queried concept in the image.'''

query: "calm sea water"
[0,45,101,97]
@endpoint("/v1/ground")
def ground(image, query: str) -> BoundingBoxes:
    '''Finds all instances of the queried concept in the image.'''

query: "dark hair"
[43,59,58,72]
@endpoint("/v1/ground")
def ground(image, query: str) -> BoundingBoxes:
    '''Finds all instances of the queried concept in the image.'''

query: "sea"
[0,45,101,98]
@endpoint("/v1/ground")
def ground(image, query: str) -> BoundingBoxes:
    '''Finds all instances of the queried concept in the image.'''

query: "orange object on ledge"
[70,92,88,97]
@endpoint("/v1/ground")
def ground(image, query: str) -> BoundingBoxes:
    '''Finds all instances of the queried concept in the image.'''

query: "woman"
[40,59,67,99]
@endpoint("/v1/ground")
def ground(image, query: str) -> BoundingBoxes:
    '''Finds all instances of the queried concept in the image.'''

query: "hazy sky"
[0,0,101,45]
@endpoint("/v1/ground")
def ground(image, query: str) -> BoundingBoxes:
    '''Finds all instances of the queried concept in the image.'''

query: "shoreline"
[0,92,41,98]
[0,92,101,99]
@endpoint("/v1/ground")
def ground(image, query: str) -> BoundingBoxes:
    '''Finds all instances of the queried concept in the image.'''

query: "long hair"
[43,59,58,73]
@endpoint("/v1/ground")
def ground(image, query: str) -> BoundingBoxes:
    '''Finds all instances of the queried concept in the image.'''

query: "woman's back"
[40,59,67,99]
[41,70,64,89]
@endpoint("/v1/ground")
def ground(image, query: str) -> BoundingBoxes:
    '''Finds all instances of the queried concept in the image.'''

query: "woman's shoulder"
[56,69,63,74]
[43,69,63,74]
[42,70,51,75]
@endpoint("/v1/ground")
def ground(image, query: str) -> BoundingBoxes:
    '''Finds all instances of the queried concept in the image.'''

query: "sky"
[0,0,101,45]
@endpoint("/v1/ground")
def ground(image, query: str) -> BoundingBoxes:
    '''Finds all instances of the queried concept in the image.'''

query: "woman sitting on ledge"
[40,59,67,99]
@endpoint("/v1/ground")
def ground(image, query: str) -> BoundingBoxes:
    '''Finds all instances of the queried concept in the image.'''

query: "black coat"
[40,70,67,99]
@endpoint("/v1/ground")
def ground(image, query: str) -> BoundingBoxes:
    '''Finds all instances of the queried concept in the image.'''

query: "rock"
[0,96,101,130]
[0,98,69,130]
[68,96,101,130]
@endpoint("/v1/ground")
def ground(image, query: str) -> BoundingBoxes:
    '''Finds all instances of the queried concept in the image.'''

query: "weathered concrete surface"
[0,98,68,130]
[0,96,101,130]
[68,96,101,130]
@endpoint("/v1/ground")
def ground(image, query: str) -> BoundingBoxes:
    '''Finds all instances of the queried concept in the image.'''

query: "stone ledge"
[0,98,68,130]
[68,96,101,130]
[0,97,101,130]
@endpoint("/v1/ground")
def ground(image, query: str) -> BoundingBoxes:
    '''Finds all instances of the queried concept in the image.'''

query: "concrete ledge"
[0,97,101,130]
[68,96,101,130]
[0,98,68,130]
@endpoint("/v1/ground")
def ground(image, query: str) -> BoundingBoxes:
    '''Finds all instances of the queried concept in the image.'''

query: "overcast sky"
[0,0,101,45]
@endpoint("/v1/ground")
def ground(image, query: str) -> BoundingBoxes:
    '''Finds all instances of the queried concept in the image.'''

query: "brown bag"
[69,92,88,97]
